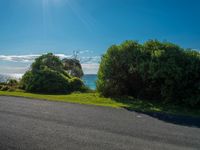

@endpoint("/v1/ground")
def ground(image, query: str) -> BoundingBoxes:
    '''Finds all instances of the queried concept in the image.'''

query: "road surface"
[0,96,200,150]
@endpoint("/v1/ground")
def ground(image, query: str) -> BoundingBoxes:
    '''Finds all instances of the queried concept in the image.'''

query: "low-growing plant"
[70,77,84,91]
[7,79,18,86]
[1,85,10,91]
[0,82,6,86]
[8,87,16,92]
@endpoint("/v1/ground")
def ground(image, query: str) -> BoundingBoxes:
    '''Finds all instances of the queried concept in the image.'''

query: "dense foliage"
[20,53,85,94]
[0,79,19,92]
[97,40,200,107]
[62,58,84,78]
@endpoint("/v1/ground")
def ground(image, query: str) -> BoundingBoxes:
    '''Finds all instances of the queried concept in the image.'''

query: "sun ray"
[66,0,96,32]
[41,0,95,32]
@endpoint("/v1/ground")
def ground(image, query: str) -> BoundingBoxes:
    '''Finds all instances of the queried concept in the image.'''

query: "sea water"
[82,74,97,90]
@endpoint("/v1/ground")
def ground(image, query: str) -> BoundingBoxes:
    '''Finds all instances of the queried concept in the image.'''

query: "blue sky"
[0,0,200,74]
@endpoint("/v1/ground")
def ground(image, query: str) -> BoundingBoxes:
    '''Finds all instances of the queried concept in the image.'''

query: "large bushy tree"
[97,41,144,97]
[20,53,84,94]
[97,40,200,107]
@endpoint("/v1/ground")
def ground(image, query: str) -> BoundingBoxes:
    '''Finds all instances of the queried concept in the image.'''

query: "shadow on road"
[113,98,200,128]
[126,108,200,128]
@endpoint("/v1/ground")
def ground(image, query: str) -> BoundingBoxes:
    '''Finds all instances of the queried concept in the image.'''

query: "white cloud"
[0,55,37,62]
[0,54,100,74]
[0,54,72,63]
[79,50,90,54]
[82,63,99,74]
[80,56,101,64]
[0,66,29,74]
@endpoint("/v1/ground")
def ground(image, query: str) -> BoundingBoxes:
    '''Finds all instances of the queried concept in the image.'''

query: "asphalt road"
[0,96,200,150]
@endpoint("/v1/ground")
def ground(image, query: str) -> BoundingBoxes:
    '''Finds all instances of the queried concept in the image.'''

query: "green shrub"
[31,53,64,73]
[97,40,200,108]
[7,79,18,86]
[20,53,85,94]
[70,77,84,91]
[8,87,16,92]
[1,85,10,91]
[21,69,71,94]
[0,82,6,85]
[97,41,144,97]
[62,58,84,78]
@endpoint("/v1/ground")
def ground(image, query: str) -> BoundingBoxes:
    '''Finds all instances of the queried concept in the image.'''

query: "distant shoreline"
[0,73,97,78]
[0,74,97,89]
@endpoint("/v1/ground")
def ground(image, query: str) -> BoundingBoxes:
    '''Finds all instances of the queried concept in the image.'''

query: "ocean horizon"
[0,74,97,90]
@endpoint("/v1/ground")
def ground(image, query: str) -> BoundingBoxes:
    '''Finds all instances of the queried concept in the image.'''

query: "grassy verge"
[0,91,199,117]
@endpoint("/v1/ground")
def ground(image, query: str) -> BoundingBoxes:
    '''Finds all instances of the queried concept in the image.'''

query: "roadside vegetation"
[0,40,200,117]
[97,40,200,108]
[0,91,200,117]
[0,79,19,92]
[20,53,87,94]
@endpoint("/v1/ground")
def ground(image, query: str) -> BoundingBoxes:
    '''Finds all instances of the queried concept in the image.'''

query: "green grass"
[0,91,199,117]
